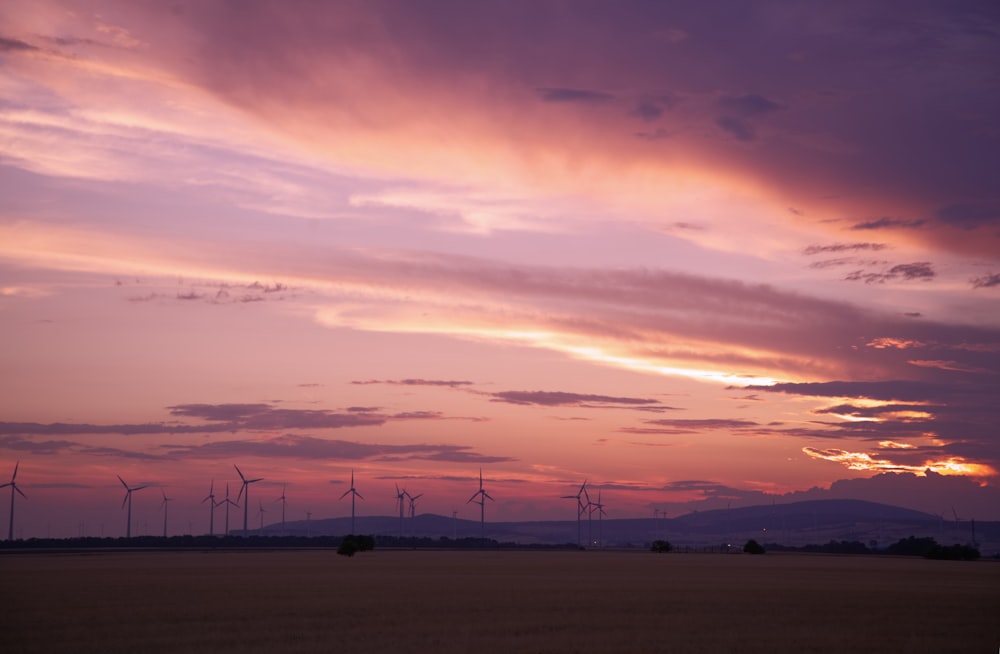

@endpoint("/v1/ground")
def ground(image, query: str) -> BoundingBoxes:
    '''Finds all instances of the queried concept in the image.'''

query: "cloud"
[0,402,466,438]
[851,217,926,230]
[845,262,935,284]
[488,390,670,409]
[802,243,887,255]
[715,116,755,141]
[621,418,759,435]
[536,87,614,104]
[0,36,38,52]
[0,435,163,460]
[351,379,475,387]
[971,273,1000,289]
[717,94,783,117]
[162,433,514,463]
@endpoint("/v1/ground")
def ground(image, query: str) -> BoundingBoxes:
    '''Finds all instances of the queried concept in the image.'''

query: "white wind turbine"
[257,501,267,535]
[1,461,26,541]
[201,480,217,537]
[118,475,147,538]
[235,464,262,536]
[466,469,494,536]
[339,470,364,534]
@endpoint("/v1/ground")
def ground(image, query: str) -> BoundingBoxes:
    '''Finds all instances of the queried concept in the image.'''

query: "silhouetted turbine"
[201,480,217,537]
[275,484,287,534]
[221,482,239,536]
[339,470,364,534]
[408,492,423,519]
[118,475,147,538]
[590,491,608,548]
[159,489,172,538]
[235,464,262,536]
[467,468,494,536]
[1,461,26,541]
[561,480,589,546]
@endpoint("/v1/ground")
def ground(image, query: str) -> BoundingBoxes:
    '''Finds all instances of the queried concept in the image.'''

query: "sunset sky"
[2,1,999,538]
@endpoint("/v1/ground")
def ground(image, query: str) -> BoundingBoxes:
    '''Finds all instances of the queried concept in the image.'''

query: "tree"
[743,539,765,554]
[650,539,673,553]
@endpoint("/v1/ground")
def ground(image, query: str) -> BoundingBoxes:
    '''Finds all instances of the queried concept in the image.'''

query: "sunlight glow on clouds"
[1,0,999,535]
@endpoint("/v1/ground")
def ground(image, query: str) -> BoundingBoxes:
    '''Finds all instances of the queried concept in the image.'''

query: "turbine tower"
[201,480,217,537]
[591,491,607,548]
[395,484,408,538]
[235,464,262,536]
[257,501,267,535]
[1,461,26,541]
[466,468,494,536]
[118,475,147,538]
[221,482,239,536]
[339,470,364,534]
[159,489,172,538]
[561,480,589,546]
[275,484,287,535]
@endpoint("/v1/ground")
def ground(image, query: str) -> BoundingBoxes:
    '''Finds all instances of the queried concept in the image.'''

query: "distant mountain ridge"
[263,498,993,551]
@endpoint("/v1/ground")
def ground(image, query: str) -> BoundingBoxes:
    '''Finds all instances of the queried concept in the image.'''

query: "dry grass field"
[1,549,997,653]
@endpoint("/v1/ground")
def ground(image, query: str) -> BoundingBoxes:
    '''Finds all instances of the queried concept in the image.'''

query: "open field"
[2,549,997,653]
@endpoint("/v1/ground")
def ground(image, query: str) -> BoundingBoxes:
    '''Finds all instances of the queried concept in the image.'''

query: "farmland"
[2,549,997,653]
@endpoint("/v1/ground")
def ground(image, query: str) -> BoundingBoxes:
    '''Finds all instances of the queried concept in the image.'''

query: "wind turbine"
[590,491,607,548]
[201,480,217,537]
[257,501,267,535]
[221,482,239,536]
[118,475,147,538]
[275,484,287,535]
[395,484,408,538]
[561,480,589,546]
[466,468,494,536]
[408,492,423,518]
[339,470,364,534]
[235,464,262,536]
[159,489,172,538]
[1,461,26,541]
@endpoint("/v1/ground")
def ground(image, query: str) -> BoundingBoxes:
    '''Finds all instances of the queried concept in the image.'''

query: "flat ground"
[1,549,996,653]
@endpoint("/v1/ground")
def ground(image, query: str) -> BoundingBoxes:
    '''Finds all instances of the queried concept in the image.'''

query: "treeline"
[764,536,980,560]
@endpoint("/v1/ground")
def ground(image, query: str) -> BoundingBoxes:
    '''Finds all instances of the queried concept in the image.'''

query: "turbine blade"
[121,492,129,509]
[235,464,246,482]
[339,490,351,499]
[484,492,495,502]
[118,475,129,490]
[12,461,19,481]
[15,486,26,499]
[356,491,364,500]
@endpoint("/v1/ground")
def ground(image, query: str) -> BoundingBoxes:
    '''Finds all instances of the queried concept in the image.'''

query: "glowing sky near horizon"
[2,1,999,537]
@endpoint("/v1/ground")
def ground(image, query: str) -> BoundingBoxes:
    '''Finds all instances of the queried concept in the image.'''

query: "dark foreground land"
[1,549,997,653]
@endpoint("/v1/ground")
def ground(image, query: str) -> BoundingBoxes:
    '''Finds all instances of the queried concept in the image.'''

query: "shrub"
[650,539,673,553]
[926,543,980,561]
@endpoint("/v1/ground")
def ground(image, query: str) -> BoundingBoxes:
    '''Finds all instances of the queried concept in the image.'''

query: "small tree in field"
[651,539,673,553]
[743,539,765,554]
